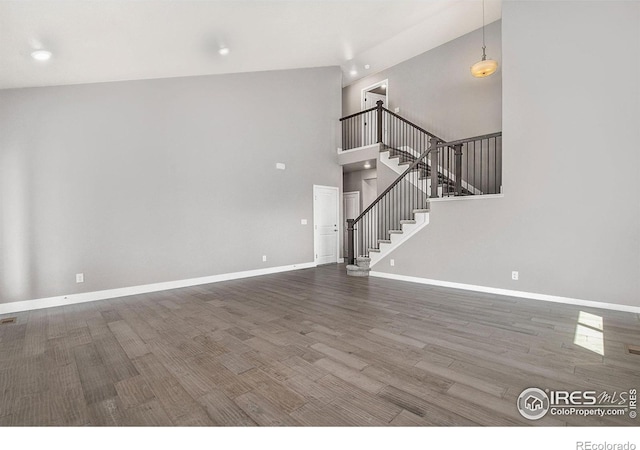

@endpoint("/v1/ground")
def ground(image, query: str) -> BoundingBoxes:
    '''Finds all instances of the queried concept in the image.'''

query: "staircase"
[341,101,502,275]
[380,144,476,196]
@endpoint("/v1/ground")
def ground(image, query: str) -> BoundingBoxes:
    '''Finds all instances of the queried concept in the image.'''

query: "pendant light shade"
[471,55,498,78]
[471,0,498,78]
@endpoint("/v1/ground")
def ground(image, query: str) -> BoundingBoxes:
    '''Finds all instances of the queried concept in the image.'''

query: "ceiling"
[0,0,501,90]
[343,159,377,173]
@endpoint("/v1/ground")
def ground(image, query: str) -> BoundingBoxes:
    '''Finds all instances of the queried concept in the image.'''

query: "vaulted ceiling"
[0,0,501,89]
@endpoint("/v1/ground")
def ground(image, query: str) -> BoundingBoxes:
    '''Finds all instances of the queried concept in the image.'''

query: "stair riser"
[347,269,371,277]
[366,212,429,266]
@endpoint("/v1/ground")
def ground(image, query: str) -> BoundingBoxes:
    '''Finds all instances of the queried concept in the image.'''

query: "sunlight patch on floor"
[574,311,604,356]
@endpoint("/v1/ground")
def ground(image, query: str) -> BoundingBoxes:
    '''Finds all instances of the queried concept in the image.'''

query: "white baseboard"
[430,194,504,203]
[0,262,317,315]
[336,143,379,154]
[369,271,640,314]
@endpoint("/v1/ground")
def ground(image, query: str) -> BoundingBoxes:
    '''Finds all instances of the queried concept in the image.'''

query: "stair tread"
[388,230,403,234]
[367,248,381,253]
[400,220,416,224]
[378,239,392,244]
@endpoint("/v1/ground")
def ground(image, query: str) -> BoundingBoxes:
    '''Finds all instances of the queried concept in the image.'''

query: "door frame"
[360,79,389,111]
[313,185,340,266]
[361,79,389,146]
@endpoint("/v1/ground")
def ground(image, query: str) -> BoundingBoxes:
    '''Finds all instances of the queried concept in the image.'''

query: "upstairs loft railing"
[340,100,442,151]
[340,105,379,150]
[342,101,502,264]
[434,132,502,197]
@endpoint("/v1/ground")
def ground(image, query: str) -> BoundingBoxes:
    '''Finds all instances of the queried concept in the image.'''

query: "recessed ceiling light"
[364,162,371,169]
[349,69,357,76]
[381,84,387,90]
[31,50,52,61]
[364,64,370,70]
[219,47,230,56]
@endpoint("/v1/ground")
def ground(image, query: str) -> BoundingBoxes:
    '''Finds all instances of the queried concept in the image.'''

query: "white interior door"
[342,191,360,255]
[313,185,339,265]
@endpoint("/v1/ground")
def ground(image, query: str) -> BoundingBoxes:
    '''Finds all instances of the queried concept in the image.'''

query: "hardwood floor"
[0,264,638,426]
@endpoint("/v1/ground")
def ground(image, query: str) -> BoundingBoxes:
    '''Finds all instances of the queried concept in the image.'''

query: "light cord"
[481,0,487,60]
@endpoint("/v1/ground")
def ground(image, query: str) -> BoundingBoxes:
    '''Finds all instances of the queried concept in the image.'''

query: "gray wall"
[0,66,342,304]
[343,168,377,211]
[374,1,640,308]
[342,20,502,141]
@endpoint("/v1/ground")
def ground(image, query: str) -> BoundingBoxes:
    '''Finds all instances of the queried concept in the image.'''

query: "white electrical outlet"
[262,255,267,262]
[390,259,395,267]
[512,271,519,281]
[394,107,400,113]
[301,219,307,225]
[275,163,286,170]
[76,273,84,283]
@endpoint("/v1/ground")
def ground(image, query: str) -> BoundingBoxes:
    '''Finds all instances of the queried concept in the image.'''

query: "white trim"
[0,262,316,315]
[361,79,389,110]
[369,271,640,314]
[313,185,341,266]
[337,143,380,155]
[369,212,429,269]
[430,194,504,202]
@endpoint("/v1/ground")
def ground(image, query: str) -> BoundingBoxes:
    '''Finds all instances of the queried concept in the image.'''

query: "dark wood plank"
[47,362,90,426]
[87,396,127,426]
[234,391,300,426]
[197,389,257,426]
[100,310,122,323]
[239,368,306,413]
[108,320,149,359]
[73,343,118,405]
[115,375,156,409]
[93,335,140,383]
[218,352,255,375]
[125,399,173,426]
[131,354,213,426]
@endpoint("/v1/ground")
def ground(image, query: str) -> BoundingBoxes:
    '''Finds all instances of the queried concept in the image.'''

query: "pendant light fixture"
[471,0,498,78]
